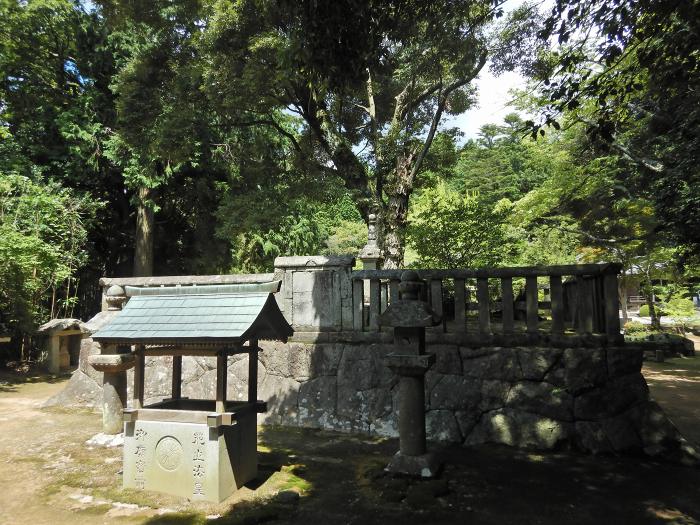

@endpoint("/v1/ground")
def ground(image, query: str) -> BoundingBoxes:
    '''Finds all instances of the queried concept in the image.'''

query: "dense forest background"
[1,0,698,358]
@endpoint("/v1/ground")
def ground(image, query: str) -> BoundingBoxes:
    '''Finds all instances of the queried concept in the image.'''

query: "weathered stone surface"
[79,338,104,385]
[83,310,120,334]
[298,376,337,427]
[575,421,614,454]
[517,348,562,381]
[43,369,102,409]
[38,318,88,337]
[455,410,480,440]
[102,371,127,434]
[479,380,510,412]
[426,410,461,443]
[546,348,607,393]
[287,343,315,381]
[461,348,520,381]
[88,353,134,373]
[464,409,572,449]
[85,432,124,447]
[258,374,300,425]
[289,269,341,330]
[387,451,441,478]
[432,345,462,375]
[337,344,393,391]
[574,373,648,420]
[606,347,643,378]
[259,341,307,378]
[506,381,574,421]
[226,356,249,401]
[370,406,398,437]
[57,333,687,462]
[459,346,498,360]
[309,344,344,376]
[337,385,392,423]
[429,375,479,411]
[601,414,643,451]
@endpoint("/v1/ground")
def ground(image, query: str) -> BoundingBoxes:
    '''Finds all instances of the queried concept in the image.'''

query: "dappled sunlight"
[645,373,700,384]
[645,501,700,524]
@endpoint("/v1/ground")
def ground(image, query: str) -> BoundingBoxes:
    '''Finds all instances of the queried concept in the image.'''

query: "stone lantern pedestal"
[88,284,133,435]
[88,351,134,434]
[380,271,442,477]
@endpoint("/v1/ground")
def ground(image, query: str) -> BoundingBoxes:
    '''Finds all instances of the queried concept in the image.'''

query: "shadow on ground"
[0,367,70,392]
[138,425,700,525]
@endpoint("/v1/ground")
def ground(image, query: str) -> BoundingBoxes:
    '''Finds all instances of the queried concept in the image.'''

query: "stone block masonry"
[55,335,697,463]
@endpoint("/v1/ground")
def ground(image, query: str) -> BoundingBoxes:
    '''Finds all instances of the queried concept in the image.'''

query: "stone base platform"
[123,412,257,502]
[386,451,441,478]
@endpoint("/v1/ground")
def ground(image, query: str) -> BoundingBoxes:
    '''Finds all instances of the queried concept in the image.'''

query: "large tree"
[201,0,536,267]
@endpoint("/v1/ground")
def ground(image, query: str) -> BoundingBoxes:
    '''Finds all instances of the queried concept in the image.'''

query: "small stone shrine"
[37,318,88,374]
[91,283,293,502]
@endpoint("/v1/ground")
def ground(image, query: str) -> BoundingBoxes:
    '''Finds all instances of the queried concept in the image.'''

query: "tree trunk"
[382,192,410,269]
[644,292,661,330]
[380,154,415,269]
[133,186,154,277]
[618,278,629,323]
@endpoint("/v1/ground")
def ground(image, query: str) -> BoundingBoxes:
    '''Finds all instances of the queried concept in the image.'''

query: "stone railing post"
[274,256,355,334]
[87,285,134,434]
[380,270,442,477]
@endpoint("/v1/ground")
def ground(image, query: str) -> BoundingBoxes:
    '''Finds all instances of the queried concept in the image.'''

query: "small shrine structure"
[91,282,293,502]
[37,318,88,374]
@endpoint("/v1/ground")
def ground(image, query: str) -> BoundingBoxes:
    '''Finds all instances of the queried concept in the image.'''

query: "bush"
[624,321,649,334]
[638,304,666,317]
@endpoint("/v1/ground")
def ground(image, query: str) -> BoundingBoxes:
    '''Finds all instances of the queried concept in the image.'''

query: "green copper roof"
[92,289,292,345]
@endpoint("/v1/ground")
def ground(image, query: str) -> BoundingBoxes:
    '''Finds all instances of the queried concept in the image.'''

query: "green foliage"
[533,0,700,255]
[0,172,100,351]
[322,221,367,257]
[638,303,673,318]
[228,213,324,273]
[453,114,569,203]
[662,291,698,334]
[406,182,514,268]
[510,222,580,266]
[623,321,650,335]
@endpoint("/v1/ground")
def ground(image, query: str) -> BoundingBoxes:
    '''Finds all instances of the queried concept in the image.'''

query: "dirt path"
[643,338,700,448]
[0,375,115,525]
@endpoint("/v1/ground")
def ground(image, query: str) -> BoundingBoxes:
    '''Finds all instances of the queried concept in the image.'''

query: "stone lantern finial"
[105,285,127,311]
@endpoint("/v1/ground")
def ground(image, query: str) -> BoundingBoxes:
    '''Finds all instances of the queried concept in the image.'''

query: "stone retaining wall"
[51,335,697,463]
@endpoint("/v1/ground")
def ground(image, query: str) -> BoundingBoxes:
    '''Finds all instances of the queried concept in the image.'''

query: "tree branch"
[610,142,665,173]
[536,217,654,244]
[409,52,488,180]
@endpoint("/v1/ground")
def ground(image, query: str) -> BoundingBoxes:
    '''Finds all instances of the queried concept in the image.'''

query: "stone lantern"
[379,270,442,477]
[88,284,134,434]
